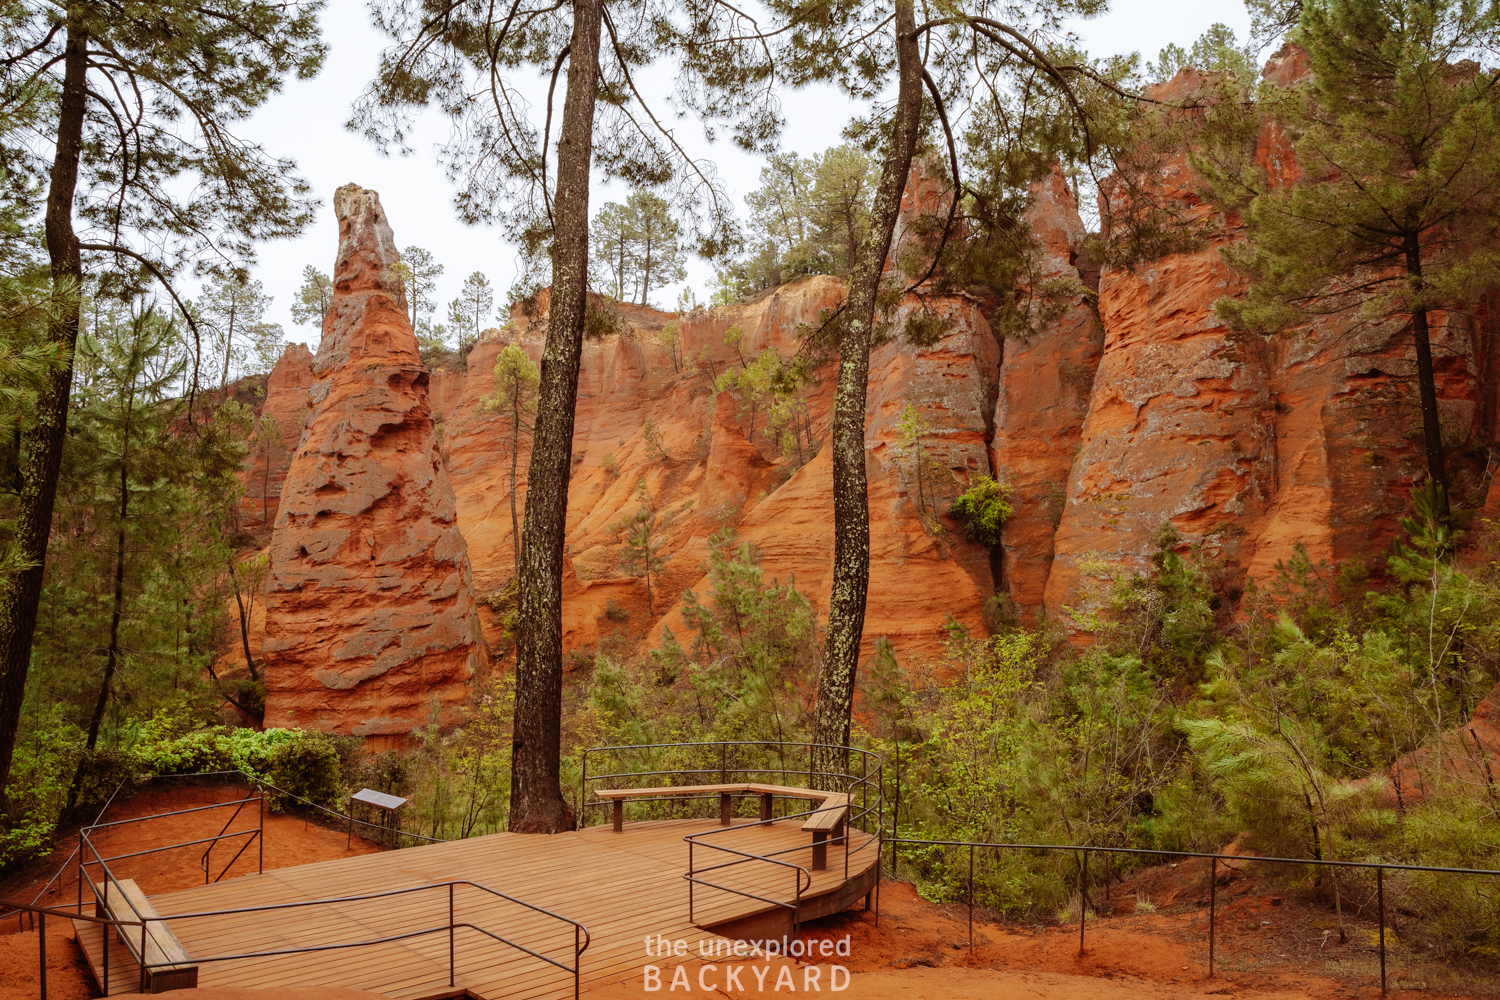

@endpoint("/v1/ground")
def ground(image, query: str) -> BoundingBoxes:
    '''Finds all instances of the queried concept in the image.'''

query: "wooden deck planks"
[73,818,877,1000]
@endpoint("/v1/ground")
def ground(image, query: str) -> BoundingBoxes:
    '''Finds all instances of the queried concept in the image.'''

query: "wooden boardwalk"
[75,818,879,999]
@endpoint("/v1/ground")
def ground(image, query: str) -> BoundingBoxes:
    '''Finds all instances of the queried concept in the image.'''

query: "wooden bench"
[93,879,198,992]
[593,783,852,869]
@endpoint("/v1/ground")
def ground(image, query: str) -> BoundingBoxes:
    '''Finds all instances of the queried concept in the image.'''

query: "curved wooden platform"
[75,818,880,999]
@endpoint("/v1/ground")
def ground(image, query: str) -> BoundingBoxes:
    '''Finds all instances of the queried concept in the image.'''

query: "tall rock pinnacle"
[262,184,482,741]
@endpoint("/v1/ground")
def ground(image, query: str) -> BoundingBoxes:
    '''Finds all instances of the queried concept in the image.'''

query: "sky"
[237,0,1255,348]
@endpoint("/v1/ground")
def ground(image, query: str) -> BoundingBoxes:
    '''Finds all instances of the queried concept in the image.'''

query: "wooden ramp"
[75,819,879,999]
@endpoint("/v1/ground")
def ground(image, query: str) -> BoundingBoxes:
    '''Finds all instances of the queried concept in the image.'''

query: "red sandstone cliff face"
[992,170,1104,615]
[239,343,314,532]
[261,184,483,739]
[432,259,1000,661]
[1032,57,1494,621]
[243,51,1500,711]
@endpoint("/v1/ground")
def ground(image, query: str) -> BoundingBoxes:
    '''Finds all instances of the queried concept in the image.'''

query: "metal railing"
[5,773,589,998]
[4,879,590,999]
[887,837,1500,996]
[580,741,884,934]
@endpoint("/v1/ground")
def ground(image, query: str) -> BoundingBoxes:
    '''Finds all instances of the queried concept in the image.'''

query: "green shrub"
[949,475,1012,547]
[268,731,347,807]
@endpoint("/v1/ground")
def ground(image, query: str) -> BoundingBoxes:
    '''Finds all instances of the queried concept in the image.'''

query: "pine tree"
[482,345,541,577]
[617,482,674,615]
[196,274,274,388]
[357,0,774,832]
[1210,0,1500,521]
[452,272,494,353]
[0,0,323,796]
[290,266,333,330]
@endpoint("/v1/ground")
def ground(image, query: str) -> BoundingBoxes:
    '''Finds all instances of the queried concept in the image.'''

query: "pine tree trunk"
[1406,237,1453,517]
[811,0,923,785]
[509,0,601,834]
[0,12,88,798]
[85,464,130,751]
[510,392,522,578]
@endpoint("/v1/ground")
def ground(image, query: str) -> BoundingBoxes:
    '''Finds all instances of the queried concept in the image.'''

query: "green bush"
[948,475,1012,547]
[267,732,348,807]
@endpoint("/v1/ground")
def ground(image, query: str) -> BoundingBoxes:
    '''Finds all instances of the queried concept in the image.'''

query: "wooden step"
[93,879,198,992]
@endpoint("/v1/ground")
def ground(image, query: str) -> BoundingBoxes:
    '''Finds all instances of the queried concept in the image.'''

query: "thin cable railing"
[580,741,884,934]
[3,879,591,999]
[4,769,588,998]
[887,837,1500,997]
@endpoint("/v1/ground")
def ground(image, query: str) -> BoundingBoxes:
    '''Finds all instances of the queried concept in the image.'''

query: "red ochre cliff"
[244,50,1498,734]
[260,184,483,740]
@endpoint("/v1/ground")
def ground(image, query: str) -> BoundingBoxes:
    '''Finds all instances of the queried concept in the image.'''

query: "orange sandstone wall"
[261,184,483,738]
[244,50,1500,727]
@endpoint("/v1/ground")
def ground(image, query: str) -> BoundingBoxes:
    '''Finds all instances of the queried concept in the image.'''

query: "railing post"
[1078,849,1087,958]
[575,925,581,1000]
[688,840,694,924]
[967,845,974,954]
[1209,856,1217,978]
[1377,866,1386,996]
[103,908,109,997]
[259,788,264,874]
[449,883,455,987]
[140,920,148,992]
[38,909,46,1000]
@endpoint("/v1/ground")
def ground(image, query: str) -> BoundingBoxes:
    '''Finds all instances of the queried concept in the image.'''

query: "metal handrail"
[887,836,1500,997]
[139,879,591,992]
[0,898,146,1000]
[581,740,884,938]
[4,879,592,999]
[60,777,587,998]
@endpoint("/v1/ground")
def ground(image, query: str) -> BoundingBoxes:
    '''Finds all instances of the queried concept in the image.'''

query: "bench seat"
[94,878,198,993]
[594,782,853,869]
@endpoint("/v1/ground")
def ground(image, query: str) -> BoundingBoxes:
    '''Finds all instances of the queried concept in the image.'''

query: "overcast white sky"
[238,0,1254,347]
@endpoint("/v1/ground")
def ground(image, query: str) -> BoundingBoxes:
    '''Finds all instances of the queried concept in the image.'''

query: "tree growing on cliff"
[590,192,688,305]
[892,402,947,528]
[252,414,284,528]
[450,272,494,353]
[617,484,674,616]
[1208,0,1500,521]
[197,274,280,388]
[291,266,334,330]
[0,0,324,799]
[482,345,541,578]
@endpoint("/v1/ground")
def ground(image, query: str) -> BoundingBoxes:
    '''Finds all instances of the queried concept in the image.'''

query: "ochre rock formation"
[433,259,1001,661]
[992,169,1103,615]
[1035,58,1494,620]
[241,48,1500,723]
[261,184,483,740]
[239,343,314,532]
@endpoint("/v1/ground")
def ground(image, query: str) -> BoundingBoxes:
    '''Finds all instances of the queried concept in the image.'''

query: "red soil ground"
[0,781,382,1000]
[0,784,1491,1000]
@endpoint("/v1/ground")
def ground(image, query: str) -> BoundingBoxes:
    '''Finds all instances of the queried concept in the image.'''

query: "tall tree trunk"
[0,12,88,798]
[229,559,260,685]
[84,463,129,751]
[1406,237,1453,519]
[220,297,236,390]
[811,0,923,785]
[509,0,601,834]
[510,392,522,578]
